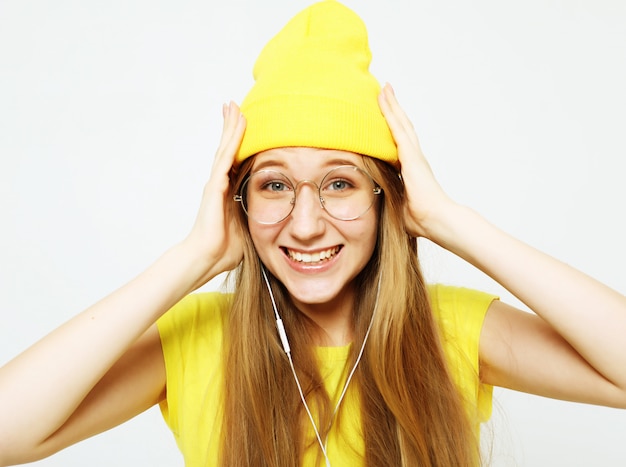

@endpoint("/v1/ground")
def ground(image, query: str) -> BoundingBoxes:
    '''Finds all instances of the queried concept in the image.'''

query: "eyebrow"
[252,157,363,172]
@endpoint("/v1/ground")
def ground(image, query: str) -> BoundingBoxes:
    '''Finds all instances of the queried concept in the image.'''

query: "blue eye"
[325,179,353,191]
[263,181,290,192]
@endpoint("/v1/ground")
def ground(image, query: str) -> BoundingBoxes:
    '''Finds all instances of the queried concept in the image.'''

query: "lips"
[284,246,341,264]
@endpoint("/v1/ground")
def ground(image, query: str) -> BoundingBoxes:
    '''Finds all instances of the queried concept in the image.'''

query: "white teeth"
[288,247,338,263]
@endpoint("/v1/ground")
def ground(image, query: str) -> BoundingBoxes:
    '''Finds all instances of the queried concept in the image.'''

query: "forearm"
[0,241,214,458]
[428,203,626,390]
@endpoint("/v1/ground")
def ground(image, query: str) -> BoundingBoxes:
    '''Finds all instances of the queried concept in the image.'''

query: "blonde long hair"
[219,156,479,466]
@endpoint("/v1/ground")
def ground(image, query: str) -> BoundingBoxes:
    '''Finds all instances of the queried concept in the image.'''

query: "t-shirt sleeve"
[156,292,229,438]
[428,284,498,423]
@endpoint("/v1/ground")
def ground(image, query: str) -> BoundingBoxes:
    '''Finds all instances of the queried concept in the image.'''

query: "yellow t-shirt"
[157,284,496,466]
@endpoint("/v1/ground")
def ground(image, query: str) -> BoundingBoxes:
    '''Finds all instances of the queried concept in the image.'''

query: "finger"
[216,101,245,155]
[379,84,421,150]
[382,84,415,137]
[212,101,247,174]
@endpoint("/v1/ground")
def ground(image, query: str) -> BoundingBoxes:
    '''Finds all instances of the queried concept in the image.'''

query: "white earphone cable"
[261,267,382,467]
[261,268,330,465]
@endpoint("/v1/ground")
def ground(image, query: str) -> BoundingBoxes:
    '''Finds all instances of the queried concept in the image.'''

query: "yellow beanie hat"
[236,0,397,164]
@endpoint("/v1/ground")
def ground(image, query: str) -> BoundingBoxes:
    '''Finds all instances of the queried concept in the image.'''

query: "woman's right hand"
[0,102,247,466]
[182,101,247,283]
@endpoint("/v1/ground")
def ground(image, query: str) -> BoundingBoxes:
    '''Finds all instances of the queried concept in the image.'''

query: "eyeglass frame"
[233,165,383,225]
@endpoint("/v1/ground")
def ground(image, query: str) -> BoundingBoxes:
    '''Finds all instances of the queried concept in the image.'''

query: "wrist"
[420,201,482,250]
[157,241,218,295]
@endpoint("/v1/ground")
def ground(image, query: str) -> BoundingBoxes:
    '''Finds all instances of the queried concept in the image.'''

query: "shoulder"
[157,291,233,347]
[156,292,232,444]
[427,283,497,358]
[428,283,497,310]
[428,284,498,330]
[428,284,498,422]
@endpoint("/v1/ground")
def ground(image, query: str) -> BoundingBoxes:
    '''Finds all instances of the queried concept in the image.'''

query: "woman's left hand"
[377,83,456,240]
[379,86,626,408]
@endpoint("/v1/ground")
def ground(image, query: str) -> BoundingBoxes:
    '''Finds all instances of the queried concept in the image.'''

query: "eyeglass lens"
[239,166,380,224]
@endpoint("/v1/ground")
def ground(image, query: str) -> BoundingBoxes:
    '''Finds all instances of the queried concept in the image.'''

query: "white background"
[1,0,625,465]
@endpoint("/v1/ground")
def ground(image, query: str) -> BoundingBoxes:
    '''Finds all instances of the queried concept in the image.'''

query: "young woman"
[1,1,625,466]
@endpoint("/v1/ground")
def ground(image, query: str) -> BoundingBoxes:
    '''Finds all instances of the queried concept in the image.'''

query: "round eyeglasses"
[234,165,383,225]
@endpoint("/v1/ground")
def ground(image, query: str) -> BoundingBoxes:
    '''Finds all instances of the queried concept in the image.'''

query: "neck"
[292,288,355,347]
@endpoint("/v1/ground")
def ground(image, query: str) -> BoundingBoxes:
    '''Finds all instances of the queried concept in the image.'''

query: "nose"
[287,180,326,240]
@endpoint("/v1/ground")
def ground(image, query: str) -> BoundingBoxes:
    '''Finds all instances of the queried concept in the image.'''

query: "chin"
[284,278,352,308]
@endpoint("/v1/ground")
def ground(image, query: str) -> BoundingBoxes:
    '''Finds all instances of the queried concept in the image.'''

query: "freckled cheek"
[348,220,378,253]
[248,223,282,259]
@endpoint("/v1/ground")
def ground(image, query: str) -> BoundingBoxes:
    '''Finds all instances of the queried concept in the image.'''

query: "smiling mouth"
[284,246,341,264]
